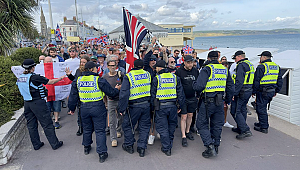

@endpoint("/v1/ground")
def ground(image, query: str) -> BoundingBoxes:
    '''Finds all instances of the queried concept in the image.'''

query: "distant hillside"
[193,28,300,37]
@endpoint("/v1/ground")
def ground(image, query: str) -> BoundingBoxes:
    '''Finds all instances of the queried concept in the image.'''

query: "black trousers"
[24,99,60,149]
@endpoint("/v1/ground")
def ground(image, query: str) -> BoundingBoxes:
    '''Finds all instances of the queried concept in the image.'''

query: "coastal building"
[40,7,48,38]
[271,50,300,126]
[109,16,168,42]
[158,24,195,47]
[60,16,101,41]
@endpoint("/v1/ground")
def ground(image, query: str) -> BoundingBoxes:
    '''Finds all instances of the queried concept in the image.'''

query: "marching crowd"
[16,36,282,163]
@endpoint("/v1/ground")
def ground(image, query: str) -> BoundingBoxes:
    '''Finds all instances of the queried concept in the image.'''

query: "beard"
[79,65,85,72]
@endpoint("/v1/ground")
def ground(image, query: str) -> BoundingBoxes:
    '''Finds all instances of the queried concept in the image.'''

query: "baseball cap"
[232,50,245,59]
[150,54,157,59]
[153,60,167,68]
[87,50,93,54]
[22,59,36,69]
[109,48,114,51]
[184,55,194,62]
[258,51,272,57]
[90,56,97,60]
[134,59,144,68]
[97,54,106,58]
[85,61,97,69]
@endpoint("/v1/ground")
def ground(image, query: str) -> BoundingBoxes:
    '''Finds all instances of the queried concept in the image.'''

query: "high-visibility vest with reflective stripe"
[126,69,151,100]
[77,75,104,102]
[156,73,177,100]
[204,64,227,92]
[260,62,279,85]
[232,60,255,85]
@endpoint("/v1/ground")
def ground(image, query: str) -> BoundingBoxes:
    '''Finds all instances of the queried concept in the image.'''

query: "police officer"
[68,61,120,163]
[193,51,234,158]
[118,59,151,157]
[253,51,283,133]
[230,50,254,139]
[16,59,64,150]
[151,60,185,156]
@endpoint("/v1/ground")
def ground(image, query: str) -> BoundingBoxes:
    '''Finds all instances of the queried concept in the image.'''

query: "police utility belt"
[201,93,224,106]
[154,98,176,111]
[130,100,149,106]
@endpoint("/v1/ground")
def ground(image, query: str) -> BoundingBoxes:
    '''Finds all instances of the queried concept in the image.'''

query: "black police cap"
[258,51,273,57]
[22,59,36,69]
[134,59,144,68]
[232,50,245,59]
[153,60,167,68]
[207,51,219,58]
[85,61,97,69]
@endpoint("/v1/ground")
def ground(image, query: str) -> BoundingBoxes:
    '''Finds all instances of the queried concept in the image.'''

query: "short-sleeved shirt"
[30,74,49,100]
[102,72,124,100]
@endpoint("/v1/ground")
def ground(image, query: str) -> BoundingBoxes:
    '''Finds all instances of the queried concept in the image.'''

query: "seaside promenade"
[1,106,300,170]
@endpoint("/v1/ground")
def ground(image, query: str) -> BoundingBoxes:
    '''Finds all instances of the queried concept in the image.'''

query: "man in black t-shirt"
[175,55,199,147]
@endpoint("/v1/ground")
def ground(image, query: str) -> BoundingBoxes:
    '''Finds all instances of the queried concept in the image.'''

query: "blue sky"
[34,0,300,33]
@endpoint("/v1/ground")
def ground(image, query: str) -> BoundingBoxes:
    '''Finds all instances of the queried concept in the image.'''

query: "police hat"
[134,59,144,69]
[258,51,272,57]
[232,50,245,59]
[22,59,36,69]
[153,60,167,68]
[207,51,219,58]
[85,61,97,69]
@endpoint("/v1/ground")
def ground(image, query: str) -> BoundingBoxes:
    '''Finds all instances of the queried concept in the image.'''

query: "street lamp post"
[48,0,55,42]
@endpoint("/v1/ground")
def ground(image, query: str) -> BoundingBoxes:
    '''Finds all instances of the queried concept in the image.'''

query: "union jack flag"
[123,7,148,72]
[55,24,62,41]
[183,45,193,55]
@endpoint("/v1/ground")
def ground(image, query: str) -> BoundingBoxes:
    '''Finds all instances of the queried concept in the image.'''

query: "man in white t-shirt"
[65,47,80,63]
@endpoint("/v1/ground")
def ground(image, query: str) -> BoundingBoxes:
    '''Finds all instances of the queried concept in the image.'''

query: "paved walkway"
[1,106,300,170]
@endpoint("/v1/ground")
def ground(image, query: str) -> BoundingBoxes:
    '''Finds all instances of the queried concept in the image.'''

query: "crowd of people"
[16,36,283,163]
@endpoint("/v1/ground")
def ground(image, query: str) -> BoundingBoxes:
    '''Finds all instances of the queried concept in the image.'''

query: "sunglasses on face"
[150,58,156,61]
[170,61,175,63]
[81,52,86,54]
[108,65,116,67]
[175,53,180,55]
[69,50,76,52]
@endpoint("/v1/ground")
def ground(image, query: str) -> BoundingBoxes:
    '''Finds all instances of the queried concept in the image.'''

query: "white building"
[109,16,168,43]
[269,50,300,126]
[60,16,101,41]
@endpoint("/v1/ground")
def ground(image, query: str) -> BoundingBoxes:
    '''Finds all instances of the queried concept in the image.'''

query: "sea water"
[192,34,300,52]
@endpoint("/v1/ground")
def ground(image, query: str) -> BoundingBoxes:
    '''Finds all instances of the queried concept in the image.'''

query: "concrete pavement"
[1,106,300,170]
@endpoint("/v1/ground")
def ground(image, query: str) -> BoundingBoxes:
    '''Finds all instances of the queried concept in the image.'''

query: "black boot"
[161,148,171,156]
[202,145,217,158]
[215,145,219,154]
[186,132,194,140]
[84,145,91,155]
[182,138,188,147]
[236,131,252,139]
[254,126,268,134]
[232,128,241,134]
[99,152,108,163]
[34,142,44,150]
[254,122,260,127]
[122,144,134,154]
[52,141,63,150]
[137,147,145,157]
[76,126,83,136]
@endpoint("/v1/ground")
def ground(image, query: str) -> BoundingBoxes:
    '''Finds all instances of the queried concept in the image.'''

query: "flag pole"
[147,31,162,48]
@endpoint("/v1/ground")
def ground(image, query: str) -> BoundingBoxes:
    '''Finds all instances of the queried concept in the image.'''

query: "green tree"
[0,0,38,56]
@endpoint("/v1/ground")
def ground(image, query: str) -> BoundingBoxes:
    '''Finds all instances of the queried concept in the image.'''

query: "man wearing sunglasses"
[167,57,177,74]
[65,47,80,63]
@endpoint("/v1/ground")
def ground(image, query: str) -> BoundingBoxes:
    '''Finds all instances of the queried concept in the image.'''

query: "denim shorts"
[46,100,62,112]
